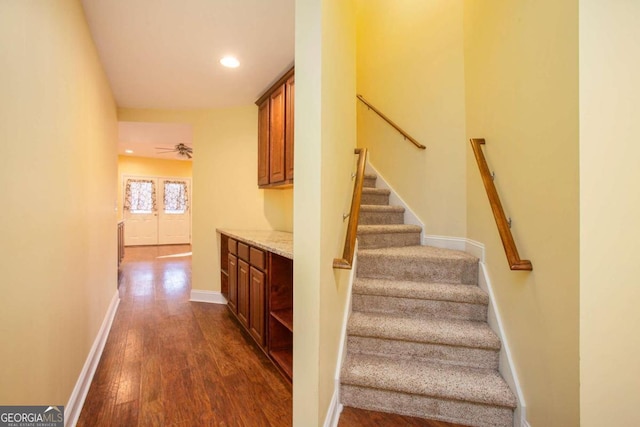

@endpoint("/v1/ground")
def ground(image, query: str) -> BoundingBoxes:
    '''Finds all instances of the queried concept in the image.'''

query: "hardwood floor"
[78,245,291,427]
[78,244,468,427]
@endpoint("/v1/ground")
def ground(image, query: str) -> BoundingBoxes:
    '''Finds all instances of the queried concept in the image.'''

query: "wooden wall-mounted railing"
[334,148,368,269]
[357,95,426,150]
[470,138,533,271]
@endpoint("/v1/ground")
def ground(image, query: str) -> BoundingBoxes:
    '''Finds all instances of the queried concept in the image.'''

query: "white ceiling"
[83,0,294,160]
[82,0,295,110]
[118,122,193,160]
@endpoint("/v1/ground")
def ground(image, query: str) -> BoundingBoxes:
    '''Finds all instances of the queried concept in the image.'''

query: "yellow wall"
[356,0,467,237]
[293,0,357,425]
[117,155,192,219]
[0,0,117,406]
[117,108,293,293]
[579,1,640,425]
[463,1,579,425]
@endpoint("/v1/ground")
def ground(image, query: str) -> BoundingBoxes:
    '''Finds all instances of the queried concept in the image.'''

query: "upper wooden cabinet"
[256,67,294,188]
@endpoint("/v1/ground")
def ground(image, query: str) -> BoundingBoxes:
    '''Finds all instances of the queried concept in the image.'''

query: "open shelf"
[270,309,293,332]
[270,348,293,380]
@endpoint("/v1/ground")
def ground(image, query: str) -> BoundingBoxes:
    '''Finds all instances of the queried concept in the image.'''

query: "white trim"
[323,385,343,427]
[323,241,358,427]
[365,162,425,241]
[65,291,120,427]
[478,262,527,427]
[190,290,227,304]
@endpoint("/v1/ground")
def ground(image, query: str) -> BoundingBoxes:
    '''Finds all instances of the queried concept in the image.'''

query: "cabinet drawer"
[250,247,266,271]
[228,238,237,255]
[238,242,249,262]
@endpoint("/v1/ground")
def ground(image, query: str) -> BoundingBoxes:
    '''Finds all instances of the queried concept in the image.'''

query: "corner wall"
[0,0,118,405]
[579,1,640,425]
[293,0,357,425]
[356,0,467,237]
[118,107,293,294]
[463,1,579,425]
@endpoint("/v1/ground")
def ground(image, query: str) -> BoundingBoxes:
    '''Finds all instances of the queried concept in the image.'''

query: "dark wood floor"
[78,245,466,427]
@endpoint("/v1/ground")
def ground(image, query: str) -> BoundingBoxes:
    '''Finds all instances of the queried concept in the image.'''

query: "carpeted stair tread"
[359,204,405,213]
[364,173,377,180]
[357,224,422,234]
[353,278,489,305]
[348,312,500,350]
[357,245,479,284]
[359,245,477,261]
[362,187,390,196]
[342,353,517,409]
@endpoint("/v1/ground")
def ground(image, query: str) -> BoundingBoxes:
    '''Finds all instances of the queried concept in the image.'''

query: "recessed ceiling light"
[125,149,134,154]
[220,56,240,68]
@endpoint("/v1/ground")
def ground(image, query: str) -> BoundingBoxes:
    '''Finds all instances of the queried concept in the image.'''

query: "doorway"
[123,175,192,246]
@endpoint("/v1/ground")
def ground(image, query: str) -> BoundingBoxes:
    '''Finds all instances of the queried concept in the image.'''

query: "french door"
[123,175,191,246]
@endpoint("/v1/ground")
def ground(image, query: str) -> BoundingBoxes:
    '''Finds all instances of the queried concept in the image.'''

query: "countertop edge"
[217,229,293,260]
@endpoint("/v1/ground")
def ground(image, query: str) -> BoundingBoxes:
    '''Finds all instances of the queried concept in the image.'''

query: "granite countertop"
[217,229,293,259]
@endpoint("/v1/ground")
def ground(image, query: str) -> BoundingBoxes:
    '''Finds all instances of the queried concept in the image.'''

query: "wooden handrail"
[470,138,533,271]
[334,148,368,269]
[357,95,426,150]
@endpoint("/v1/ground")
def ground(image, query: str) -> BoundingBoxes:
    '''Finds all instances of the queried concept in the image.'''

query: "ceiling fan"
[156,143,193,159]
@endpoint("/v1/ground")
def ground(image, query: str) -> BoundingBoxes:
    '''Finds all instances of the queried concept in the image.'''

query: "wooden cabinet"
[219,232,293,382]
[256,67,294,188]
[249,266,266,346]
[237,259,250,328]
[285,75,294,181]
[227,254,238,314]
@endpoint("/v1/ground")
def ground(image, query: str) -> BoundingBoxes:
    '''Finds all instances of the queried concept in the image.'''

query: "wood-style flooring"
[78,244,466,427]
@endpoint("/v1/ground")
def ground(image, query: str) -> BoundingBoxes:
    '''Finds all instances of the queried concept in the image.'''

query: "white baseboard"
[324,242,358,427]
[478,262,527,427]
[190,290,227,304]
[323,383,343,427]
[65,291,120,427]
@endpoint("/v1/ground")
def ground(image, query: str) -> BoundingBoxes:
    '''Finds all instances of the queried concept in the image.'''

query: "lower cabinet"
[221,234,293,382]
[249,267,266,346]
[237,259,250,328]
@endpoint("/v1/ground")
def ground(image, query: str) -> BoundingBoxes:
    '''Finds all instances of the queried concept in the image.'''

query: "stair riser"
[341,385,513,427]
[357,232,421,249]
[363,177,377,188]
[361,193,390,205]
[357,255,479,285]
[352,294,487,322]
[347,336,499,370]
[358,211,404,225]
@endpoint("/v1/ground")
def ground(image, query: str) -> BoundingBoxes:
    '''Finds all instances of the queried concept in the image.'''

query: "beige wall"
[579,1,640,425]
[117,155,192,219]
[356,0,467,237]
[0,0,118,405]
[293,0,357,425]
[463,1,579,425]
[118,108,293,293]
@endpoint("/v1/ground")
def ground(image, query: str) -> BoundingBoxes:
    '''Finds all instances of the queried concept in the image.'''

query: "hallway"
[78,245,292,426]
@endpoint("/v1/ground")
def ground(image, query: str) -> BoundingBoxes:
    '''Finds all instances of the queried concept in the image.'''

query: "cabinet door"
[249,266,266,347]
[269,84,286,184]
[258,99,270,186]
[228,254,238,313]
[285,75,295,181]
[237,259,250,328]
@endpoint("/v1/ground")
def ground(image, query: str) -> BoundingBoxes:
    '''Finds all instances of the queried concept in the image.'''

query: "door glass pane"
[164,181,188,214]
[125,180,156,214]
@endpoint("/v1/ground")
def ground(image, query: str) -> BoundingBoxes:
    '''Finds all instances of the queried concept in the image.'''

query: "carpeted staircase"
[340,172,517,427]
